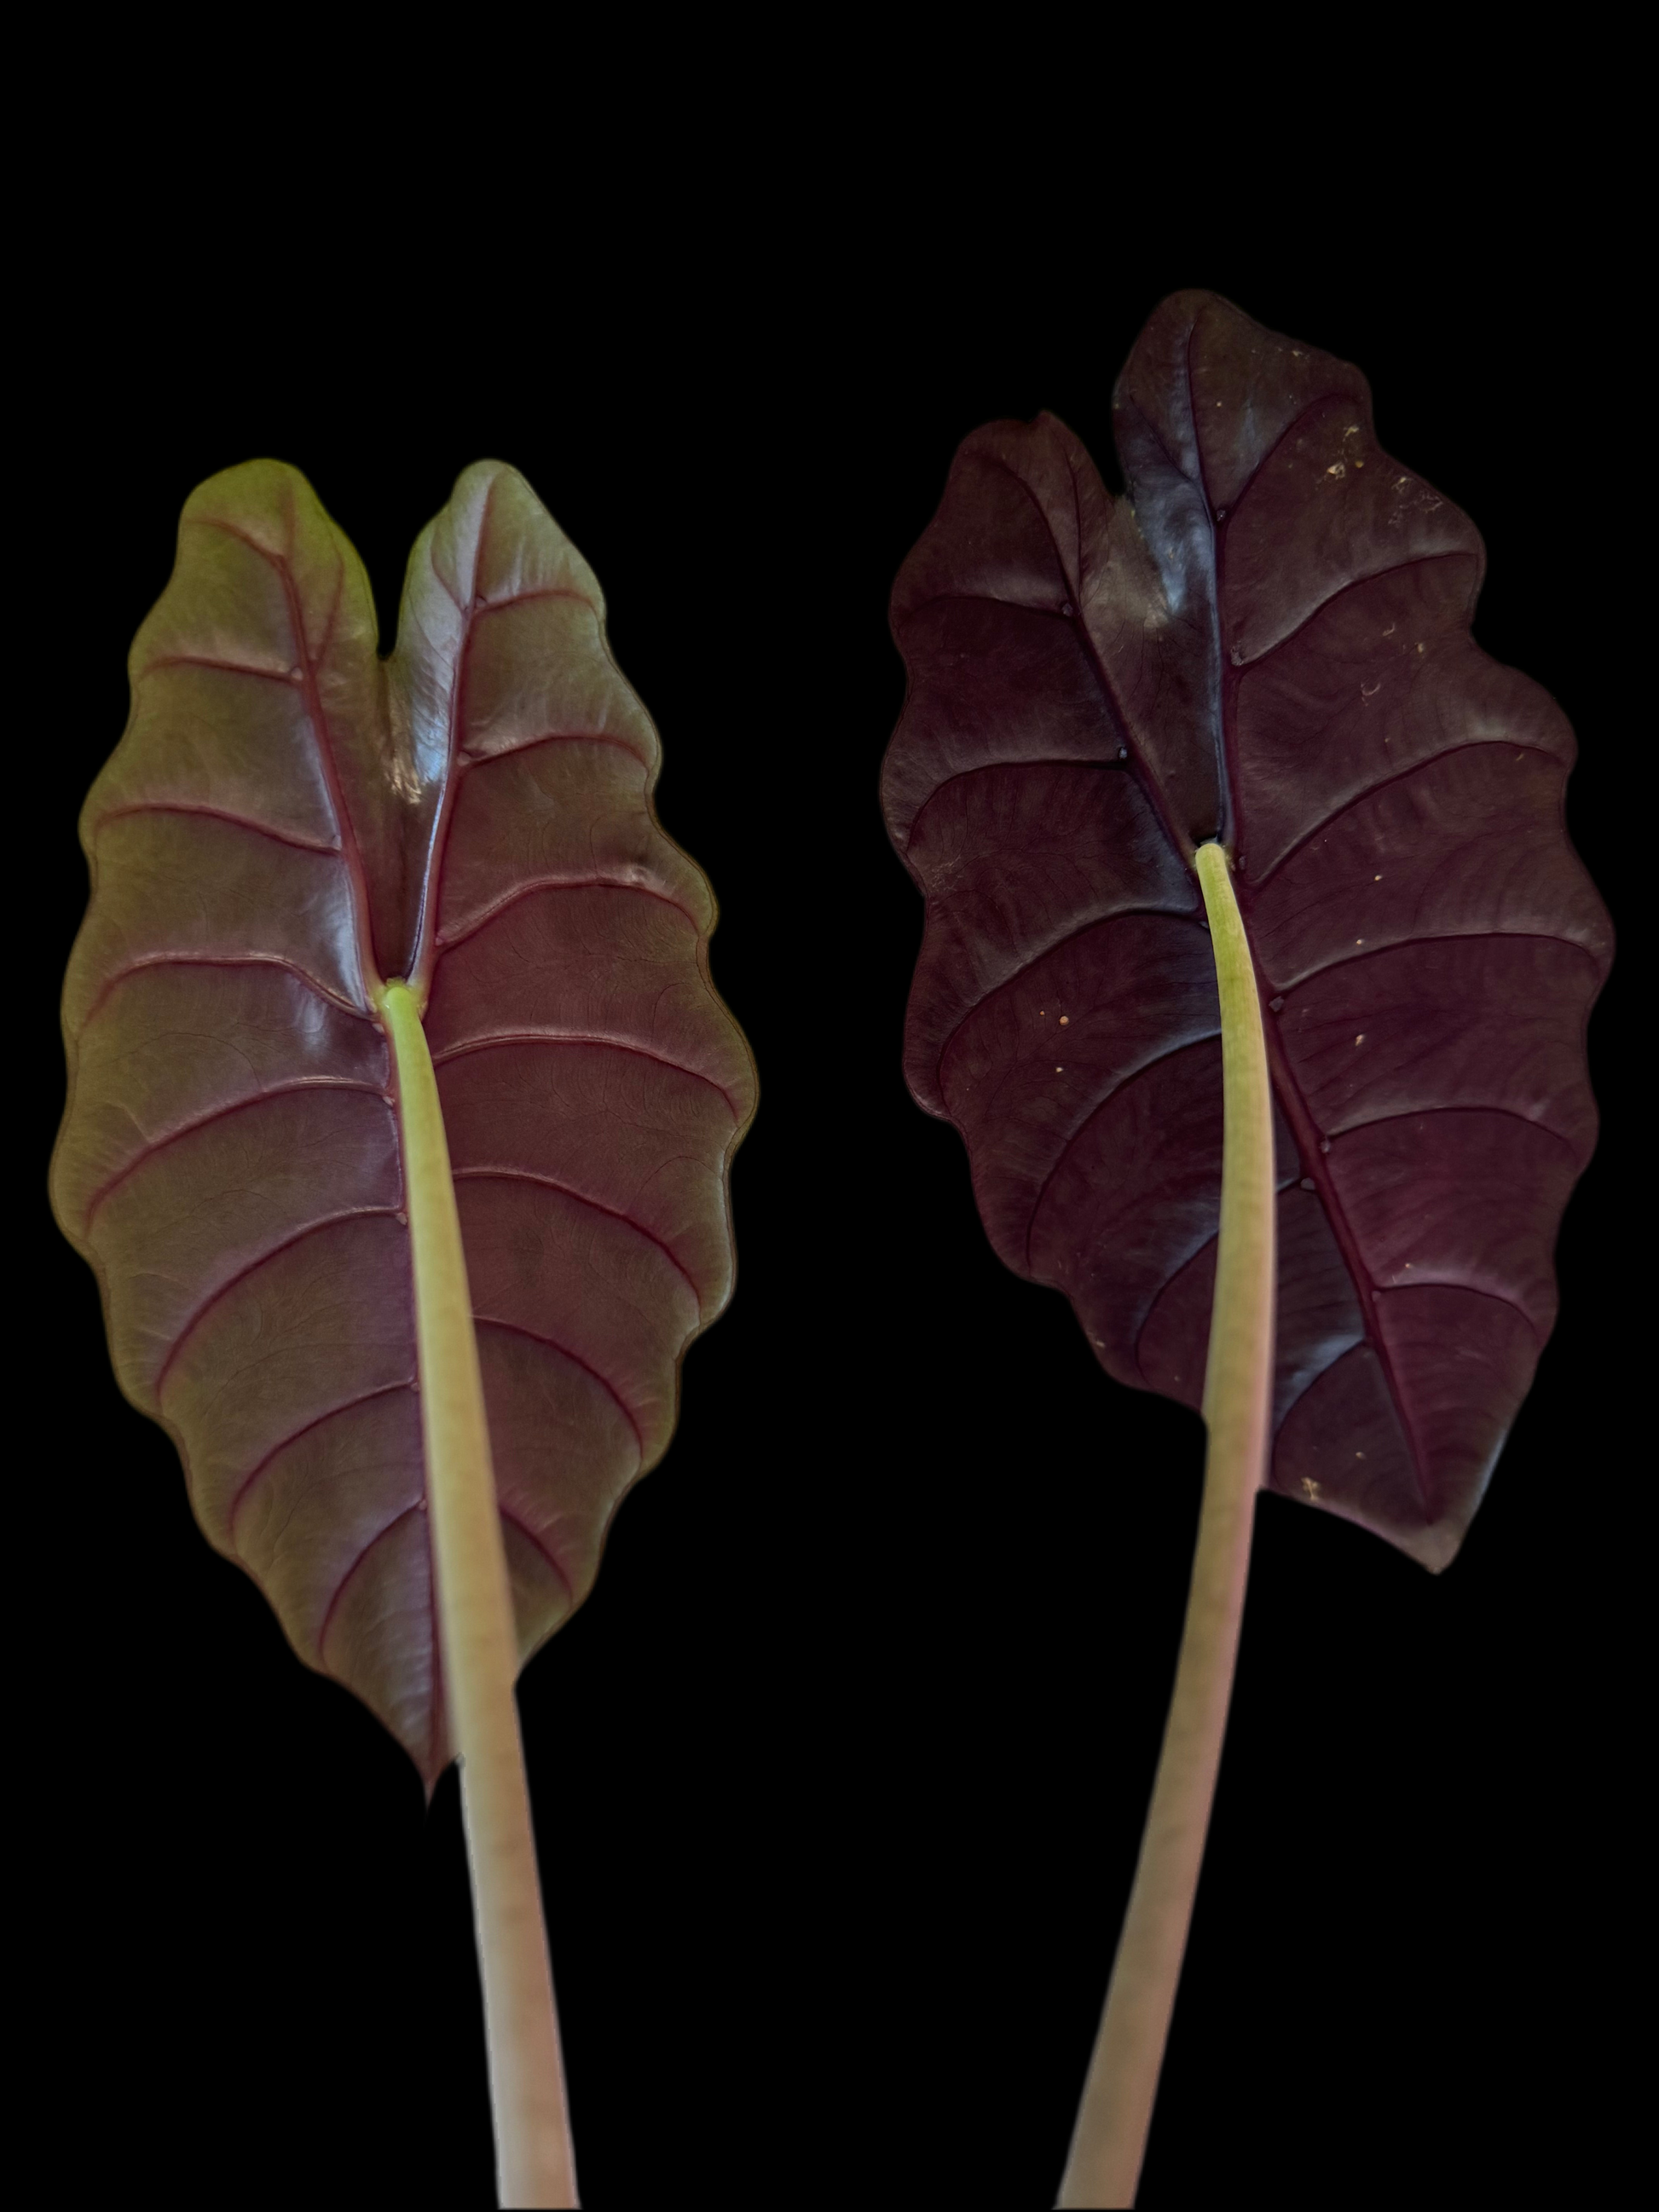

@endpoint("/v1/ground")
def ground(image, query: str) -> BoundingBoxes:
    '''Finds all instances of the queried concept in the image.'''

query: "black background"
[23,167,1633,2209]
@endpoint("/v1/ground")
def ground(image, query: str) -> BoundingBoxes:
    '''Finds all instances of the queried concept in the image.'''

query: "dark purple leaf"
[882,292,1610,1568]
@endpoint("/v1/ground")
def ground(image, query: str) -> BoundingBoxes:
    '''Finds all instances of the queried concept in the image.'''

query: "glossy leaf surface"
[882,292,1610,1568]
[54,461,755,1779]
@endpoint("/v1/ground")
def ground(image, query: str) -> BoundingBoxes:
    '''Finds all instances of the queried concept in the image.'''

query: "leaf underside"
[882,292,1611,1569]
[55,461,755,1780]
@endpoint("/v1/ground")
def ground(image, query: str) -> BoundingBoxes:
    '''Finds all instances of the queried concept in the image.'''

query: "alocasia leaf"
[52,459,756,1784]
[882,290,1611,1570]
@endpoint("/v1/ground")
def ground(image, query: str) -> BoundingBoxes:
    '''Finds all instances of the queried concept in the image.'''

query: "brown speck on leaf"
[1326,463,1346,477]
[1374,874,1382,881]
[1302,1477,1322,1499]
[1355,1035,1365,1046]
[1059,1015,1069,1025]
[1055,1066,1064,1074]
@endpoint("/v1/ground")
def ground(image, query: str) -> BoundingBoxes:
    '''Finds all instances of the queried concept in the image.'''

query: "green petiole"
[1056,843,1277,2209]
[381,980,579,2209]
